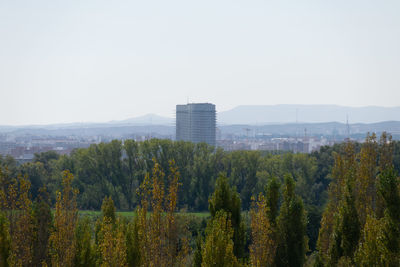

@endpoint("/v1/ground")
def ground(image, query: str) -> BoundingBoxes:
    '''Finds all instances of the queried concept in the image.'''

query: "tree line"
[0,139,335,212]
[0,138,338,251]
[0,157,309,266]
[0,133,399,266]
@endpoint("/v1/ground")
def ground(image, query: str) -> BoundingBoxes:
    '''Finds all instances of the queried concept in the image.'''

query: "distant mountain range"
[108,105,400,125]
[106,105,400,125]
[218,105,400,125]
[109,114,174,126]
[0,114,174,132]
[0,105,399,131]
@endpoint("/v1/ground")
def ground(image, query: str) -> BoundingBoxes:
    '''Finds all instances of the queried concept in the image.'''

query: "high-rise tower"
[176,103,216,146]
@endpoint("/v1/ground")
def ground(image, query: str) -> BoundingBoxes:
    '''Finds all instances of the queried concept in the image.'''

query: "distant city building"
[176,103,216,146]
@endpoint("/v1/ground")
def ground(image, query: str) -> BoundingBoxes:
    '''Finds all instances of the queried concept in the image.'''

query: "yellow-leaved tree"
[97,196,127,267]
[201,211,239,267]
[316,133,400,266]
[135,159,188,266]
[49,170,78,267]
[249,193,276,267]
[355,134,377,227]
[0,168,34,267]
[316,142,357,263]
[98,217,127,267]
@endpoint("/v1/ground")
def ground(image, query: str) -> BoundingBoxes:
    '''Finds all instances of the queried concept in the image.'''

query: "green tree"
[101,196,116,224]
[250,193,276,267]
[193,234,203,267]
[316,142,357,263]
[265,176,280,226]
[7,175,35,266]
[377,167,400,265]
[135,160,189,266]
[20,162,47,200]
[201,211,239,267]
[126,217,140,267]
[328,182,360,266]
[355,215,388,266]
[0,212,10,267]
[123,139,143,209]
[355,134,377,227]
[49,170,79,267]
[209,174,245,259]
[275,175,308,267]
[75,217,96,267]
[98,217,127,267]
[32,187,52,266]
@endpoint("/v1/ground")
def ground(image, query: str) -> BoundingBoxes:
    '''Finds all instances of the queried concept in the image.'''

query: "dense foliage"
[315,133,400,266]
[0,139,334,212]
[0,135,399,266]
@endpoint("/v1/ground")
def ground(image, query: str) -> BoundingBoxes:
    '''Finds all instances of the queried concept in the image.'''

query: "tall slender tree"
[6,175,35,266]
[265,176,280,226]
[0,212,10,267]
[275,175,308,267]
[32,186,52,267]
[250,193,276,267]
[355,133,377,227]
[201,211,239,267]
[74,217,96,267]
[49,170,78,267]
[316,142,357,263]
[377,167,400,265]
[209,174,245,259]
[328,182,360,266]
[135,160,188,266]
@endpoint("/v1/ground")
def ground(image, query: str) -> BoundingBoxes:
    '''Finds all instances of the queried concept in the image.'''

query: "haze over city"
[1,0,400,125]
[2,2,400,266]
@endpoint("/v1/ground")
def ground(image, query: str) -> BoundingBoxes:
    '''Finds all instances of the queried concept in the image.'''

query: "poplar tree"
[316,133,396,266]
[5,175,35,267]
[75,217,96,267]
[32,186,52,267]
[98,217,127,267]
[355,133,377,227]
[135,160,188,266]
[49,170,78,267]
[0,212,10,267]
[250,193,276,267]
[328,182,360,265]
[201,211,239,267]
[126,217,140,267]
[355,215,388,266]
[101,196,116,224]
[96,196,127,267]
[275,175,307,267]
[193,234,204,267]
[209,174,245,259]
[0,168,9,267]
[354,166,400,266]
[316,142,357,263]
[265,176,280,226]
[377,167,400,265]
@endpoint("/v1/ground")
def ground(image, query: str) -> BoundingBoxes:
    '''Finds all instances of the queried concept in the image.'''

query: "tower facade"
[176,103,216,146]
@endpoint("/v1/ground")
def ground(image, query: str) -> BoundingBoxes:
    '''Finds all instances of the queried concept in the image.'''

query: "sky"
[0,0,399,125]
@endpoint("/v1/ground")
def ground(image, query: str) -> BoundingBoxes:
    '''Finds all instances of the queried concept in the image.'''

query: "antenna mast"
[346,115,350,139]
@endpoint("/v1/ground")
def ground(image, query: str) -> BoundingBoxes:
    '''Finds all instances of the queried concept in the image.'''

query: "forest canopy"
[0,134,399,266]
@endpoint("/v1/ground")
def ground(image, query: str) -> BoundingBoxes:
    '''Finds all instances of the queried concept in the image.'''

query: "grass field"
[78,210,210,220]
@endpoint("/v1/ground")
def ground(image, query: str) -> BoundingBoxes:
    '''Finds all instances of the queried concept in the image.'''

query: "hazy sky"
[1,0,399,125]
